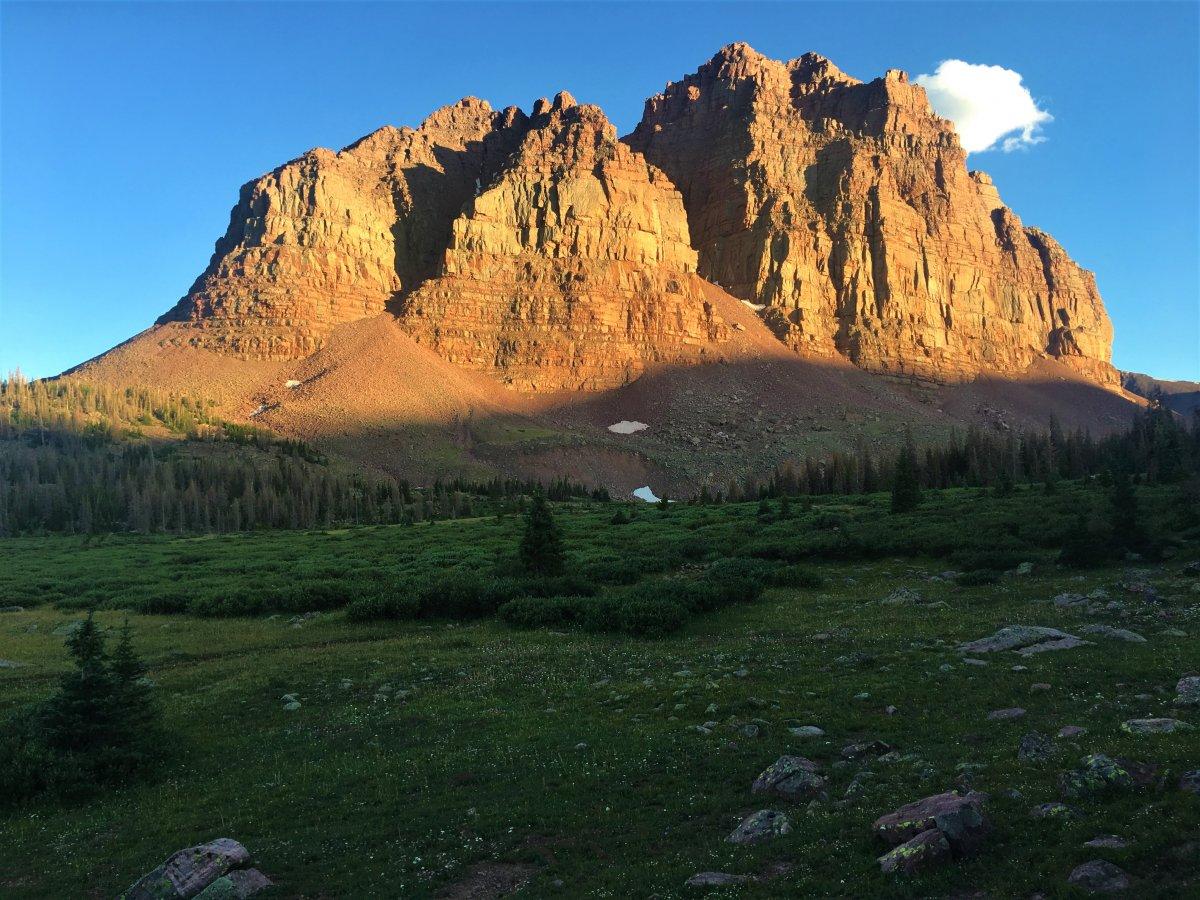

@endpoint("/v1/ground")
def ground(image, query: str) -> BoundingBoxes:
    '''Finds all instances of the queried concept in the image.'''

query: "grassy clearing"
[0,488,1198,897]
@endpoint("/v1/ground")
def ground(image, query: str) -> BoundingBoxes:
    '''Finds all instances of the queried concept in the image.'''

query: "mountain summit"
[78,45,1135,493]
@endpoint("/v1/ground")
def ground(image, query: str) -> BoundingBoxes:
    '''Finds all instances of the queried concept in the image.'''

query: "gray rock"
[1015,636,1091,656]
[987,707,1026,721]
[962,658,988,667]
[1053,593,1087,608]
[877,828,951,876]
[751,756,826,801]
[193,869,273,899]
[1179,770,1200,794]
[685,872,748,888]
[1030,802,1076,821]
[1057,725,1087,739]
[1121,717,1193,735]
[873,791,989,853]
[0,659,25,669]
[1068,859,1131,894]
[841,740,893,759]
[726,809,791,844]
[1060,754,1134,799]
[957,625,1082,655]
[0,605,25,613]
[52,620,84,637]
[788,725,824,739]
[123,838,252,900]
[881,587,922,605]
[1174,676,1200,706]
[1084,835,1129,850]
[1079,624,1147,643]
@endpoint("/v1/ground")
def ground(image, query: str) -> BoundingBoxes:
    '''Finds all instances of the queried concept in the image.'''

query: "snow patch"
[632,486,661,503]
[285,380,302,389]
[250,404,268,418]
[741,300,766,311]
[608,420,649,434]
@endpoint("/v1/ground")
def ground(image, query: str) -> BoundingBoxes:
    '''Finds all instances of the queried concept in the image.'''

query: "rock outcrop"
[157,99,529,358]
[626,43,1116,383]
[399,93,737,390]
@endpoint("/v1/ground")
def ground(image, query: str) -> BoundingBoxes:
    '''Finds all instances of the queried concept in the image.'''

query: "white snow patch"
[741,300,766,311]
[632,486,661,503]
[285,380,302,389]
[608,420,649,434]
[250,404,268,418]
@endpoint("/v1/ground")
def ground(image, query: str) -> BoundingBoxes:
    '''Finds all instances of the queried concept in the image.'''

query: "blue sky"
[2,1,1197,380]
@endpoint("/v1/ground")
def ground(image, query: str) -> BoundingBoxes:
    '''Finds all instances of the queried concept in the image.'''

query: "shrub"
[949,548,1028,572]
[616,596,687,637]
[417,575,525,619]
[345,592,419,622]
[498,596,590,629]
[519,492,565,576]
[767,565,825,589]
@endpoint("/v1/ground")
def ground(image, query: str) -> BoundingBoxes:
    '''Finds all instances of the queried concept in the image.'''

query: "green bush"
[767,565,825,589]
[345,592,420,622]
[498,596,589,629]
[616,596,687,637]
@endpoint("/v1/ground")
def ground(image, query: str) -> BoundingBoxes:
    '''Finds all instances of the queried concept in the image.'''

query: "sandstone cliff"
[626,43,1116,384]
[399,93,739,390]
[157,99,528,358]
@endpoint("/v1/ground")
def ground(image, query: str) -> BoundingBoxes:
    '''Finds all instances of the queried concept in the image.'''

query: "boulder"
[1017,732,1054,763]
[1121,717,1193,735]
[1174,676,1200,707]
[877,828,951,875]
[1067,859,1131,894]
[193,870,273,900]
[987,707,1026,722]
[726,810,791,844]
[1179,770,1200,794]
[751,756,827,802]
[1060,755,1134,800]
[1078,624,1146,643]
[841,740,892,759]
[122,839,252,900]
[873,791,989,853]
[957,626,1085,655]
[684,872,749,888]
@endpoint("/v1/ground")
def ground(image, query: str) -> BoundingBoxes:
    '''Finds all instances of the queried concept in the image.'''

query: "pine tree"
[40,612,119,754]
[519,491,565,576]
[890,441,922,513]
[1108,469,1141,547]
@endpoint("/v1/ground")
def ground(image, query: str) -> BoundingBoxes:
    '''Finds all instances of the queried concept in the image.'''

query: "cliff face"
[146,42,1116,389]
[399,93,737,390]
[626,44,1116,383]
[157,99,529,358]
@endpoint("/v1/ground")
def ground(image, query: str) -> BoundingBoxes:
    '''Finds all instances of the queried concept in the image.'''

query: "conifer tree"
[890,440,922,513]
[519,491,565,576]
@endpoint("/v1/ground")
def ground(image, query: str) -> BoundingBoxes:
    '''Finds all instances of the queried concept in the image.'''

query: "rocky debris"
[877,827,952,876]
[873,791,989,855]
[684,871,748,888]
[726,809,791,844]
[987,707,1026,722]
[0,659,25,669]
[0,605,24,613]
[957,625,1088,656]
[1174,676,1200,706]
[627,44,1116,383]
[1179,770,1200,794]
[1181,561,1200,576]
[751,756,827,801]
[1058,725,1087,739]
[122,838,270,900]
[1121,717,1192,735]
[281,694,301,711]
[1060,754,1134,800]
[1017,732,1054,762]
[1067,860,1131,894]
[1078,624,1146,643]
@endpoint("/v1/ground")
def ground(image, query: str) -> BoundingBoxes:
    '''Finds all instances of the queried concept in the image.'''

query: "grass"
[1,486,1198,896]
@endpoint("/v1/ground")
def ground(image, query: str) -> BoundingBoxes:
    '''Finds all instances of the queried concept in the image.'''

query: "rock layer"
[399,93,736,390]
[626,43,1116,383]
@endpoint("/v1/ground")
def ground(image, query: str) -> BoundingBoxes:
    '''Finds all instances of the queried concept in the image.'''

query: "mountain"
[1121,371,1200,417]
[74,44,1145,495]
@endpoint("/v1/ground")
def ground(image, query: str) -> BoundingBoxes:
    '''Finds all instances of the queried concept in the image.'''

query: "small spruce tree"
[519,491,565,576]
[890,441,922,513]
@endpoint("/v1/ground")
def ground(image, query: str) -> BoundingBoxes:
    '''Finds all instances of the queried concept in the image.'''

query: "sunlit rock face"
[158,99,529,359]
[400,93,738,391]
[626,43,1116,384]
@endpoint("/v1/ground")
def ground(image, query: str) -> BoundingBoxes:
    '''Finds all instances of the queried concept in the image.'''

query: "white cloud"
[914,60,1052,154]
